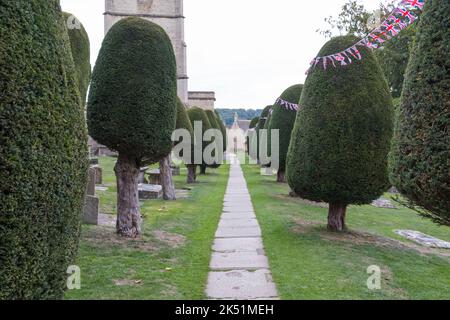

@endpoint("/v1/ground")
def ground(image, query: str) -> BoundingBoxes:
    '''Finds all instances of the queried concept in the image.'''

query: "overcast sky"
[60,0,382,109]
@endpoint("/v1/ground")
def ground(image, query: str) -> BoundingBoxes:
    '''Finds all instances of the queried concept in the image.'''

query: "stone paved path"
[206,157,278,300]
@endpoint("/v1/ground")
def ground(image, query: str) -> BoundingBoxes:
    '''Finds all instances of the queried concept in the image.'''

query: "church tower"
[105,0,188,103]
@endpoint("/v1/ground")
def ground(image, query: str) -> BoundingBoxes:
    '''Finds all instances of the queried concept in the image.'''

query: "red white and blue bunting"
[274,98,299,112]
[306,0,425,74]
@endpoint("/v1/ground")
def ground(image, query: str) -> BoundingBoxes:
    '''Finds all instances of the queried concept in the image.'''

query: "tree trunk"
[277,169,286,183]
[327,203,347,232]
[187,165,197,184]
[114,153,141,238]
[159,154,176,200]
[200,164,207,175]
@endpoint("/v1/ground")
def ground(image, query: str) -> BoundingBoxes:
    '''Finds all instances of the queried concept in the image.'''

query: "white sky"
[60,0,382,109]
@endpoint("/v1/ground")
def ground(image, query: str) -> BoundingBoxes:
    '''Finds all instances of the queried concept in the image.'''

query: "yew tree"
[286,35,393,232]
[390,0,450,226]
[87,18,177,237]
[268,84,303,182]
[0,0,88,298]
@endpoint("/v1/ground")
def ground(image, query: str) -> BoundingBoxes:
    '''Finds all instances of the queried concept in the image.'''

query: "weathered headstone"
[148,169,161,185]
[395,230,450,249]
[138,167,149,184]
[83,167,99,225]
[371,198,396,209]
[91,165,102,184]
[86,167,96,196]
[138,184,163,200]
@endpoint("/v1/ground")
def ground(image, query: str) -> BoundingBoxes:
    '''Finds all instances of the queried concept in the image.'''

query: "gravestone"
[138,167,149,184]
[395,230,450,249]
[91,165,103,184]
[148,169,161,185]
[371,198,396,209]
[83,167,99,225]
[138,184,163,200]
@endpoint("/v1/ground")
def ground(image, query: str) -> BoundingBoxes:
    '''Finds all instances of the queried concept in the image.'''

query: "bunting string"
[275,98,300,111]
[306,0,425,74]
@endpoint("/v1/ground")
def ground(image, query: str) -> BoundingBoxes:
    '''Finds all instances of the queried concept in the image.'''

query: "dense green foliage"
[175,99,194,136]
[174,99,194,164]
[63,12,91,104]
[214,110,227,152]
[287,35,393,205]
[268,85,303,172]
[88,17,177,165]
[216,108,262,126]
[0,0,89,299]
[375,26,416,98]
[390,0,450,226]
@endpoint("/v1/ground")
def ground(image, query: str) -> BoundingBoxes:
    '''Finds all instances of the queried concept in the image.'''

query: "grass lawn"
[65,157,229,300]
[242,164,450,300]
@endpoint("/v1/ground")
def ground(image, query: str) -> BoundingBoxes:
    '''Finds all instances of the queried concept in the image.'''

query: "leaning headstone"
[91,165,103,184]
[138,184,163,200]
[148,169,161,185]
[138,166,149,184]
[395,230,450,249]
[83,167,99,225]
[371,198,396,209]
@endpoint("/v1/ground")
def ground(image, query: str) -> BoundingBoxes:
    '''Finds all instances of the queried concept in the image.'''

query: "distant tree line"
[215,109,262,126]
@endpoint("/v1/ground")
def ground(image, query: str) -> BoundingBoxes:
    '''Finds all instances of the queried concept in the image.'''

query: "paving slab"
[220,212,256,220]
[210,251,269,270]
[206,270,278,300]
[215,226,261,238]
[213,238,264,252]
[219,218,259,228]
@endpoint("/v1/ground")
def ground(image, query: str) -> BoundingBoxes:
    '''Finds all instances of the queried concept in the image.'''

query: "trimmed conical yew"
[63,12,91,104]
[286,35,393,231]
[268,84,303,182]
[0,0,88,299]
[389,0,450,226]
[187,107,213,175]
[87,17,177,237]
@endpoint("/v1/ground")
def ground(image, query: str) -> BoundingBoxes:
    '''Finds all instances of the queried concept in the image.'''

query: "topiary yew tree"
[390,0,450,226]
[205,110,223,168]
[215,110,228,152]
[268,84,303,182]
[174,99,197,184]
[87,17,177,237]
[253,105,272,163]
[63,12,91,104]
[187,107,212,175]
[286,35,393,232]
[0,0,89,299]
